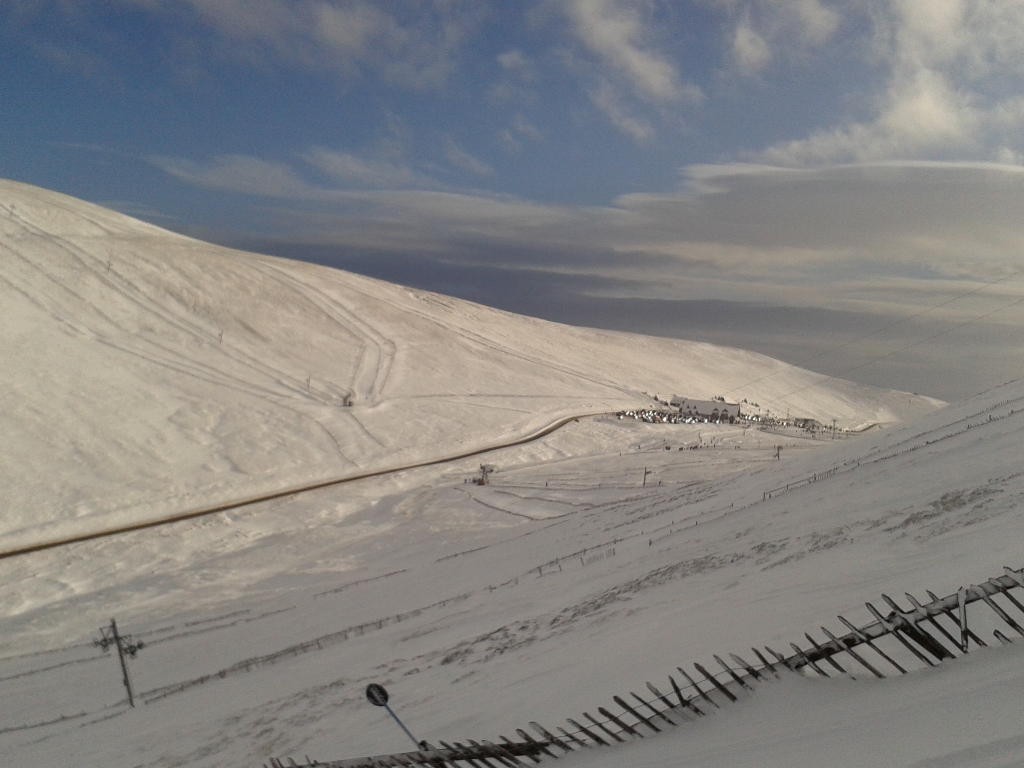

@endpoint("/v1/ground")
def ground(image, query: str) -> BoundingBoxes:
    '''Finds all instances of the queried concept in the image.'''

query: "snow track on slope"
[2,204,344,405]
[244,260,396,405]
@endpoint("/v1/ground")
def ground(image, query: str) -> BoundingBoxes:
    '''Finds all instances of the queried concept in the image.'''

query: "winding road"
[0,411,612,561]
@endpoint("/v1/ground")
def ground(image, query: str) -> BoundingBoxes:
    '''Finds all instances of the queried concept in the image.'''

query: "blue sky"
[3,1,1024,401]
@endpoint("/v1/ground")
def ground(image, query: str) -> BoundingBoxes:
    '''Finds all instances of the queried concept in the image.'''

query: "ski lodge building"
[669,397,741,422]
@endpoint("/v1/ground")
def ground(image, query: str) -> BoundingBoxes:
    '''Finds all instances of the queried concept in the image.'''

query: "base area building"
[669,397,741,422]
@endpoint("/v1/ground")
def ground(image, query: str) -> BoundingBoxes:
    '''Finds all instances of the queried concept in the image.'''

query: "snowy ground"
[3,180,1021,768]
[561,641,1024,768]
[1,178,939,552]
[3,380,1023,767]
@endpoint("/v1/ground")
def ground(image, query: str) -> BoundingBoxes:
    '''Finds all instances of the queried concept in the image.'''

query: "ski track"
[4,205,356,408]
[339,408,386,450]
[376,290,639,400]
[248,260,396,404]
[2,207,368,470]
[4,226,317,406]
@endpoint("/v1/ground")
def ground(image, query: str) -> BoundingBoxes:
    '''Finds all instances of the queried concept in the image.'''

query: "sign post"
[366,683,423,750]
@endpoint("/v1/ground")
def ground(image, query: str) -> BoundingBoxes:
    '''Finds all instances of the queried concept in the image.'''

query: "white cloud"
[443,138,494,176]
[721,0,839,77]
[513,113,543,141]
[560,0,702,140]
[158,152,1024,299]
[988,96,1024,130]
[497,48,535,78]
[149,154,317,198]
[154,154,1024,398]
[758,0,1024,165]
[590,79,656,141]
[154,146,453,196]
[762,67,979,165]
[567,0,701,103]
[995,146,1024,164]
[612,162,1024,294]
[301,147,429,188]
[498,114,543,151]
[138,0,485,90]
[310,2,391,65]
[732,20,772,74]
[497,129,520,151]
[784,0,839,46]
[487,49,539,106]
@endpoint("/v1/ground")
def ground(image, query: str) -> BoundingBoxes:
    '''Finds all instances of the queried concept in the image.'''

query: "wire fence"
[763,397,1024,501]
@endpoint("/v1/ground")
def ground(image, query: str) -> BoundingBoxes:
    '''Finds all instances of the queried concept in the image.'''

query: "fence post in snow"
[958,587,969,652]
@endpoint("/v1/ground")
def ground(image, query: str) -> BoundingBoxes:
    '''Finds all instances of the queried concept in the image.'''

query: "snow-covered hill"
[8,179,1020,768]
[1,371,1021,768]
[0,178,939,551]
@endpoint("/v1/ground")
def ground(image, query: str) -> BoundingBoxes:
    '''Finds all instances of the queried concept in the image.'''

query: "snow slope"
[6,179,1020,768]
[0,373,1021,768]
[0,178,939,551]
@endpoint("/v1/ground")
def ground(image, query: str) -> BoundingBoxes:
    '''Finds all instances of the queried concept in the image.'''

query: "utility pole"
[642,467,651,487]
[96,618,144,707]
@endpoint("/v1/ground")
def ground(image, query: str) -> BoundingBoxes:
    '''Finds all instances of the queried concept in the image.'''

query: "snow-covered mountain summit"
[1,178,940,548]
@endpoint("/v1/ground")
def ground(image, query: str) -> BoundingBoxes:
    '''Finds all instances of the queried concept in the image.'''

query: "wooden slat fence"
[269,565,1024,768]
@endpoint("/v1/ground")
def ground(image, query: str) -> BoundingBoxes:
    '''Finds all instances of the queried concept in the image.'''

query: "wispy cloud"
[149,154,318,199]
[562,0,702,139]
[127,0,487,90]
[146,148,1024,399]
[443,138,494,176]
[495,112,544,151]
[498,114,544,151]
[302,147,432,188]
[589,78,655,141]
[567,0,698,103]
[497,48,536,78]
[513,113,543,141]
[773,0,839,47]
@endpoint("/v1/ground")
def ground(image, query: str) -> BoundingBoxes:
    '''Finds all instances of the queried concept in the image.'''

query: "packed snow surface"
[2,179,1021,768]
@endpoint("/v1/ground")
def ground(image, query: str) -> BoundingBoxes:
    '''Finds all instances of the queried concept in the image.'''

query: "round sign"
[365,683,390,707]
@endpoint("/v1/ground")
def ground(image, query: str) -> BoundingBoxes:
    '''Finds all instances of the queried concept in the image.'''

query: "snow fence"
[269,564,1024,768]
